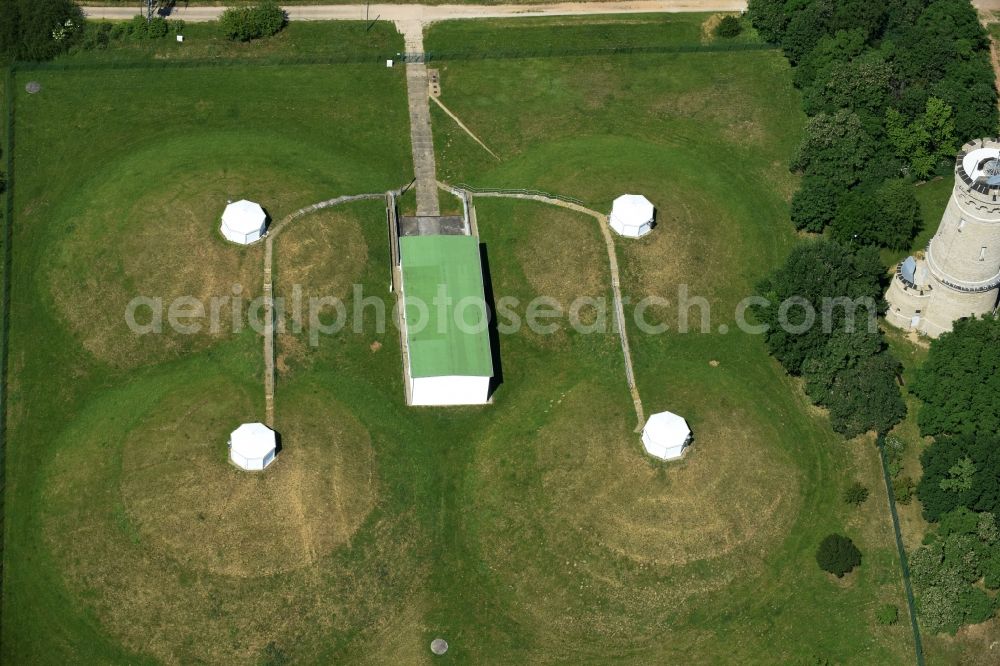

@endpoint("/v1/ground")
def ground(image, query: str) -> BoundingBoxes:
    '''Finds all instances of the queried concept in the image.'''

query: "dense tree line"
[0,0,289,62]
[918,435,1000,522]
[912,316,1000,439]
[0,0,83,62]
[909,508,1000,633]
[748,0,998,248]
[753,240,906,437]
[909,319,1000,633]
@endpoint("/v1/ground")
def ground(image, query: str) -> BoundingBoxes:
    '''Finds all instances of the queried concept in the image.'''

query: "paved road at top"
[83,1,747,23]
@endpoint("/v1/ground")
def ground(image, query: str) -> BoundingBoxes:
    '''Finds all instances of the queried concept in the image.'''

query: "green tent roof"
[400,235,494,379]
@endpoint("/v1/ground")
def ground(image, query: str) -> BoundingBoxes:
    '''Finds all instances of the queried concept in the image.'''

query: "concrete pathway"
[450,185,646,431]
[398,21,441,216]
[83,2,748,22]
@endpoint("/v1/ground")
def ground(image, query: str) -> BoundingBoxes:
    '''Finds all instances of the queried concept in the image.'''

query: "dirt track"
[81,1,1000,23]
[83,1,747,23]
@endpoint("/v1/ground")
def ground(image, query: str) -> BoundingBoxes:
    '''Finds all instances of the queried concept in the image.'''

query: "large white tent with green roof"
[399,235,494,406]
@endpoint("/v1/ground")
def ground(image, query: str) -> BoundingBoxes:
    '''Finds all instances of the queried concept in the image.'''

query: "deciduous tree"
[0,0,83,62]
[913,317,1000,439]
[816,533,862,577]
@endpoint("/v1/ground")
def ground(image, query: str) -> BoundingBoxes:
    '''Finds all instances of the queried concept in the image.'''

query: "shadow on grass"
[480,242,504,399]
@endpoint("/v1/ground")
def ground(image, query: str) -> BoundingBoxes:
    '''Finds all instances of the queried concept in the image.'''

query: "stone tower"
[886,138,1000,337]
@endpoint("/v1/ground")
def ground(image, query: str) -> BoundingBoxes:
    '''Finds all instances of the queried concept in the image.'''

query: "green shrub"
[219,1,287,42]
[958,586,995,627]
[75,15,180,52]
[109,21,129,41]
[843,481,869,506]
[893,475,915,505]
[816,533,862,577]
[909,542,943,588]
[80,22,113,51]
[128,15,149,39]
[146,16,169,40]
[875,604,898,626]
[983,553,1000,590]
[714,15,743,39]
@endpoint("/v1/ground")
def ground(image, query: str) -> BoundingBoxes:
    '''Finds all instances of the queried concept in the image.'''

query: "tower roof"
[956,139,1000,197]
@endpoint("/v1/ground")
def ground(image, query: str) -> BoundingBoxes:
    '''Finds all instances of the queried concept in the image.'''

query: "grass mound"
[40,370,404,662]
[120,378,376,577]
[45,134,369,369]
[469,380,799,651]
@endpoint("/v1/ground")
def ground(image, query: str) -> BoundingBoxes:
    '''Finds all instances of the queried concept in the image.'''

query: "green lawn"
[422,14,916,663]
[60,20,400,64]
[423,13,761,56]
[2,14,921,665]
[2,51,413,662]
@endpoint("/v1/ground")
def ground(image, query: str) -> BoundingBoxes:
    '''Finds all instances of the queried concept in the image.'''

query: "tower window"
[980,247,987,261]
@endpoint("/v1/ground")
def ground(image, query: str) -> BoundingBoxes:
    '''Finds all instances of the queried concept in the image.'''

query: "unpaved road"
[82,2,747,23]
[80,1,1000,23]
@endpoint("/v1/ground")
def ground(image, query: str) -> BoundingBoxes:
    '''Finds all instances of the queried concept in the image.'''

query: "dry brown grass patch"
[621,193,741,328]
[515,206,605,305]
[532,384,798,568]
[119,383,375,577]
[275,208,369,303]
[46,170,316,368]
[472,381,800,649]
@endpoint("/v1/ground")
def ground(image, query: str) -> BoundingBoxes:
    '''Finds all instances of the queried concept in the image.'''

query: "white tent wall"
[221,225,263,245]
[229,448,274,471]
[609,194,654,238]
[609,216,653,238]
[231,449,266,471]
[229,422,277,470]
[640,411,691,461]
[220,200,267,245]
[640,430,686,460]
[409,374,491,406]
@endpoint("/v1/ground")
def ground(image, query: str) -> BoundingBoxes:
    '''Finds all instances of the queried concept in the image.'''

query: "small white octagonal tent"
[609,194,654,238]
[229,422,277,471]
[221,200,267,245]
[641,411,692,460]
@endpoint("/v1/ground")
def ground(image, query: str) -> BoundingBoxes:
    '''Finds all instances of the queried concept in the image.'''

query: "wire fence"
[456,183,587,208]
[13,40,777,72]
[0,65,14,656]
[876,433,926,666]
[424,41,777,63]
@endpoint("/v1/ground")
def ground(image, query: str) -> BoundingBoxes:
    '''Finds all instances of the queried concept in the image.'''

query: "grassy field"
[2,14,923,665]
[423,12,761,55]
[2,38,415,661]
[60,20,400,64]
[419,13,914,663]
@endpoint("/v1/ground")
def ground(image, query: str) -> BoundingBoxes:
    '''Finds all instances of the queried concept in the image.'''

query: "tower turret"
[886,138,1000,337]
